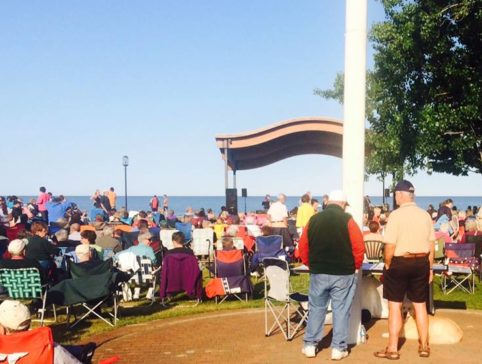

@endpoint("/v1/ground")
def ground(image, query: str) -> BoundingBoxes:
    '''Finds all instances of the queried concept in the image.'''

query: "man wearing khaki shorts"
[374,180,435,360]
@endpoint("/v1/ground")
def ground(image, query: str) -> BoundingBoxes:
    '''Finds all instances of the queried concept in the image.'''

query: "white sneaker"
[331,348,348,360]
[301,346,317,358]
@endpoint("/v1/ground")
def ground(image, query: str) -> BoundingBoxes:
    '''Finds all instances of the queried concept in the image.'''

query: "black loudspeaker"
[384,188,390,197]
[241,188,247,198]
[226,188,238,215]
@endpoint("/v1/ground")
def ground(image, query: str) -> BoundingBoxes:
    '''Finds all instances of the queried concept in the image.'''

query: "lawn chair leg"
[40,291,47,326]
[287,302,291,340]
[66,306,73,327]
[133,287,141,300]
[113,296,118,325]
[266,301,289,340]
[264,299,268,336]
[71,300,114,329]
[146,287,154,300]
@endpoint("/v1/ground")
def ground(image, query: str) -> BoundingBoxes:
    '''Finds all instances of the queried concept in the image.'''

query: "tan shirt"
[384,202,435,256]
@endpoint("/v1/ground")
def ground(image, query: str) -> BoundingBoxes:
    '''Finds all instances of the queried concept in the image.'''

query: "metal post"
[382,174,386,206]
[233,170,237,189]
[122,156,129,211]
[224,139,229,190]
[343,0,368,345]
[124,166,128,210]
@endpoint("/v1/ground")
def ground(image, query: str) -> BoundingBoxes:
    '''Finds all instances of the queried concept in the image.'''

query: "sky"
[1,0,480,197]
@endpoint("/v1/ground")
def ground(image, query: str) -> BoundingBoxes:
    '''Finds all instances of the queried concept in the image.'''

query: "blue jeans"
[304,273,357,351]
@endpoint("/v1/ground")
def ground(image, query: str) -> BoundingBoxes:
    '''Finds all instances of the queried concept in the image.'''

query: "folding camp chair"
[149,226,161,237]
[0,268,56,326]
[121,231,139,250]
[191,228,214,269]
[115,251,140,302]
[0,326,54,363]
[434,238,445,262]
[174,222,193,242]
[252,235,286,270]
[129,256,161,302]
[48,259,123,328]
[213,249,251,304]
[466,235,482,280]
[159,252,202,306]
[246,224,262,238]
[160,229,178,250]
[442,243,477,295]
[262,258,308,341]
[54,246,69,269]
[364,240,384,263]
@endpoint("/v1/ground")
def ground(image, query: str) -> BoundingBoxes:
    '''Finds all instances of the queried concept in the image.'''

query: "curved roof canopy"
[215,116,343,171]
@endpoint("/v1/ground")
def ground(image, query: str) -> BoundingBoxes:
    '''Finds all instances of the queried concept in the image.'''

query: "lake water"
[18,195,482,216]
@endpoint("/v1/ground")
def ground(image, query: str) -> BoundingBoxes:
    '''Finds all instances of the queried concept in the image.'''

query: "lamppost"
[122,155,129,211]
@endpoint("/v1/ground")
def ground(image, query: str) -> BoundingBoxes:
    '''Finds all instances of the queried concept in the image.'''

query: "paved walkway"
[87,308,482,363]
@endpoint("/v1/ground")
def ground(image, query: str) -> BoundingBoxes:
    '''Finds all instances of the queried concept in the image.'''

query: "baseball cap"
[394,180,415,193]
[328,190,349,204]
[0,300,31,331]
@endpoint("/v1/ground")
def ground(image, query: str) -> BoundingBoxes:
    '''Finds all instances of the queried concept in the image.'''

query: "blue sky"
[1,1,480,197]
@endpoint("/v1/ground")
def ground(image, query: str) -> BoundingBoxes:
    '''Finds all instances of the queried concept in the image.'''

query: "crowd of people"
[0,185,481,362]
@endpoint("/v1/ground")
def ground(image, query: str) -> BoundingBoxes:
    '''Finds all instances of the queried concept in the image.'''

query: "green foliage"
[370,0,482,175]
[317,0,482,178]
[313,73,344,104]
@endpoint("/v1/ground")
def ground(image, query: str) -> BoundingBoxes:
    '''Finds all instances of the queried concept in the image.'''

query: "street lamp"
[122,155,129,211]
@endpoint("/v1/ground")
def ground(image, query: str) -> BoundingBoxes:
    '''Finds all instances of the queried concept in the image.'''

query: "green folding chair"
[0,268,56,326]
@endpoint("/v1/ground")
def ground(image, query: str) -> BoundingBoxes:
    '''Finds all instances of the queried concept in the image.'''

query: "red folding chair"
[442,243,477,294]
[0,326,54,363]
[211,249,251,304]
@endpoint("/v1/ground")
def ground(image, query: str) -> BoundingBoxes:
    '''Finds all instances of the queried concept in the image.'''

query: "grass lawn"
[37,270,482,345]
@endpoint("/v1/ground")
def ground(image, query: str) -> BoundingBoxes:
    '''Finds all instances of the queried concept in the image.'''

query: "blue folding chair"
[175,222,193,242]
[252,235,286,271]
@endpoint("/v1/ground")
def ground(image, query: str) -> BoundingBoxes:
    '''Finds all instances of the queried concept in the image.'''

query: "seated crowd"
[0,191,481,362]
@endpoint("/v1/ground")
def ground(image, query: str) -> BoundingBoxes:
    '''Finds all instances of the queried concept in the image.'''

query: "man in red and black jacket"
[298,190,364,360]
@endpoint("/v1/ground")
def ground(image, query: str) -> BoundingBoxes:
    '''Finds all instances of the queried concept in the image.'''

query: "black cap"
[394,180,415,193]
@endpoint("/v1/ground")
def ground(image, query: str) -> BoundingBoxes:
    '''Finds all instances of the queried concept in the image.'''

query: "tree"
[317,0,482,178]
[371,0,481,175]
[314,72,407,182]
